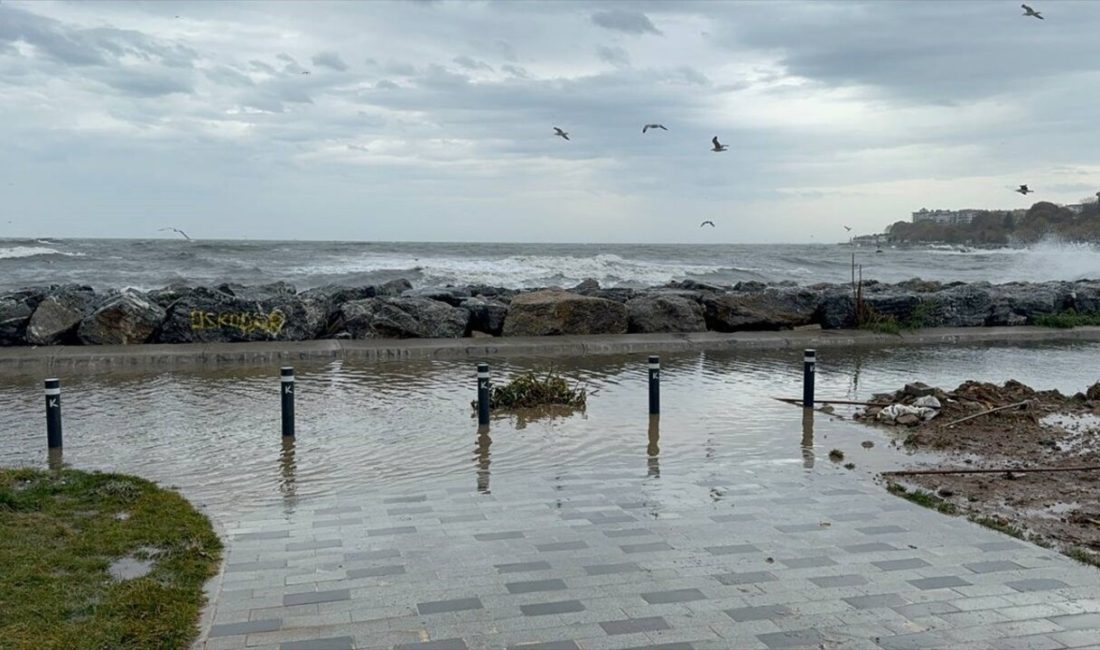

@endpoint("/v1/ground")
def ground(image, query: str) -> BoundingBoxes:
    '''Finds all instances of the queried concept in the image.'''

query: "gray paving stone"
[506,642,581,650]
[872,558,931,572]
[599,616,671,635]
[774,523,827,533]
[976,541,1025,551]
[908,576,972,590]
[279,636,354,650]
[225,559,288,572]
[642,588,707,604]
[710,514,757,523]
[843,593,907,610]
[808,574,867,588]
[603,528,654,538]
[536,541,588,552]
[496,561,553,574]
[345,549,401,562]
[841,542,897,553]
[725,604,793,622]
[368,526,417,537]
[347,564,406,579]
[283,588,351,606]
[209,618,282,637]
[755,627,825,649]
[439,513,486,523]
[989,635,1069,650]
[1007,579,1070,592]
[704,544,760,555]
[714,571,777,586]
[394,638,468,650]
[387,505,433,516]
[1047,612,1100,629]
[584,562,642,576]
[505,579,568,594]
[519,600,586,616]
[286,539,342,552]
[963,560,1025,574]
[235,530,290,541]
[621,541,673,554]
[474,531,525,541]
[417,596,483,615]
[384,495,427,504]
[623,644,694,650]
[893,601,961,619]
[779,556,837,569]
[876,631,955,650]
[857,525,908,535]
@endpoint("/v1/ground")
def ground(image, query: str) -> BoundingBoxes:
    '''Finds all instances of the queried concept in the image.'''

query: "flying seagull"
[642,124,668,133]
[159,227,192,241]
[1016,184,1034,195]
[700,220,716,228]
[553,127,569,141]
[843,225,852,232]
[711,136,728,152]
[1021,4,1043,19]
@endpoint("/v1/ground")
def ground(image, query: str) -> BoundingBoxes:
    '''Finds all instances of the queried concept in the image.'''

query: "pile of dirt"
[858,379,1100,564]
[856,379,1100,456]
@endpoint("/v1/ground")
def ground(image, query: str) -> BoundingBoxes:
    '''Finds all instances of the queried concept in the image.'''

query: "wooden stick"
[773,397,879,407]
[883,465,1100,477]
[941,400,1030,428]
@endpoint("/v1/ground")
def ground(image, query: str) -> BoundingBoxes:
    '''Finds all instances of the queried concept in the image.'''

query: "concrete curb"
[2,326,1099,371]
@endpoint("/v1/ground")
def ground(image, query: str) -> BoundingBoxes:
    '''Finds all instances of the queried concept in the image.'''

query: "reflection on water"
[647,415,660,479]
[475,428,491,494]
[801,409,815,469]
[1,341,1099,520]
[279,436,298,512]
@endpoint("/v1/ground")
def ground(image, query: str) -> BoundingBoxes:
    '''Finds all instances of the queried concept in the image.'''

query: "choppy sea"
[1,238,1098,292]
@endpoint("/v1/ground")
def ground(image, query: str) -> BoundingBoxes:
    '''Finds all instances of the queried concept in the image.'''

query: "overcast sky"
[1,0,1098,243]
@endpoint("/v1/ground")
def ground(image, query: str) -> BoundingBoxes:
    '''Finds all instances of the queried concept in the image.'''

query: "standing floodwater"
[1,342,1098,520]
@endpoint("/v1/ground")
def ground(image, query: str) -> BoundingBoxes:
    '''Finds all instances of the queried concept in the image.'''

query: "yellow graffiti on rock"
[190,309,288,335]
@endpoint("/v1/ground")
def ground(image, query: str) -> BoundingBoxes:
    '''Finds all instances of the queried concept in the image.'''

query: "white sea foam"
[292,253,753,288]
[0,246,70,260]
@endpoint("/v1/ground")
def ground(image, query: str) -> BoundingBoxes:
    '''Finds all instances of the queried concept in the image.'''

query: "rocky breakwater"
[0,278,1098,346]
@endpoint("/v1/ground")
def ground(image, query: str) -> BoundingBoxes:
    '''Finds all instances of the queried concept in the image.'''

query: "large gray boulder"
[502,290,628,336]
[461,297,509,336]
[817,291,855,329]
[155,286,325,343]
[340,297,469,339]
[77,290,165,345]
[703,288,820,331]
[27,286,96,345]
[0,288,47,345]
[626,294,706,333]
[922,284,993,327]
[401,286,471,306]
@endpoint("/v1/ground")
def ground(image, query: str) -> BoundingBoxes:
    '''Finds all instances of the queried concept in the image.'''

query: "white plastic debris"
[877,403,938,423]
[913,395,942,410]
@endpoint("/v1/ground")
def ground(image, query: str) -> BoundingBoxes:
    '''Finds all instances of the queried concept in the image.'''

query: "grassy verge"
[1031,309,1100,329]
[886,483,959,515]
[0,468,222,650]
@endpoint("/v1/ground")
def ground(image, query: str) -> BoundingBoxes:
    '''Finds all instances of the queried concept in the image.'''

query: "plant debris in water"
[472,370,587,411]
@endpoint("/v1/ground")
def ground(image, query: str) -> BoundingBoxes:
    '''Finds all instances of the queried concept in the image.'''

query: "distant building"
[911,208,982,225]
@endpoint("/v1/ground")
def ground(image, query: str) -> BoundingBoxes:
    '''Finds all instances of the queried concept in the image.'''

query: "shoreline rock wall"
[0,278,1097,347]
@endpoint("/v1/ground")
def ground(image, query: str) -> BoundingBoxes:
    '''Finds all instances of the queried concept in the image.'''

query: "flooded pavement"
[1,342,1099,520]
[3,341,1100,649]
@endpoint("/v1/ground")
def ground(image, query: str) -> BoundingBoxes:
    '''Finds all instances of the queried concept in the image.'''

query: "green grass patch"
[858,311,902,335]
[0,468,222,650]
[886,483,959,515]
[1031,309,1100,329]
[1068,546,1100,568]
[472,370,587,410]
[969,515,1025,540]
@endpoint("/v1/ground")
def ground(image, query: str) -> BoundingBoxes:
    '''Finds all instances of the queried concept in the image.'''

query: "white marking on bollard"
[44,388,61,396]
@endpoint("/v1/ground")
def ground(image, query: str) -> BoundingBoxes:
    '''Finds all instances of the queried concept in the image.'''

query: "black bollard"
[802,349,816,408]
[648,355,660,415]
[44,378,62,450]
[280,367,295,438]
[477,363,490,426]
